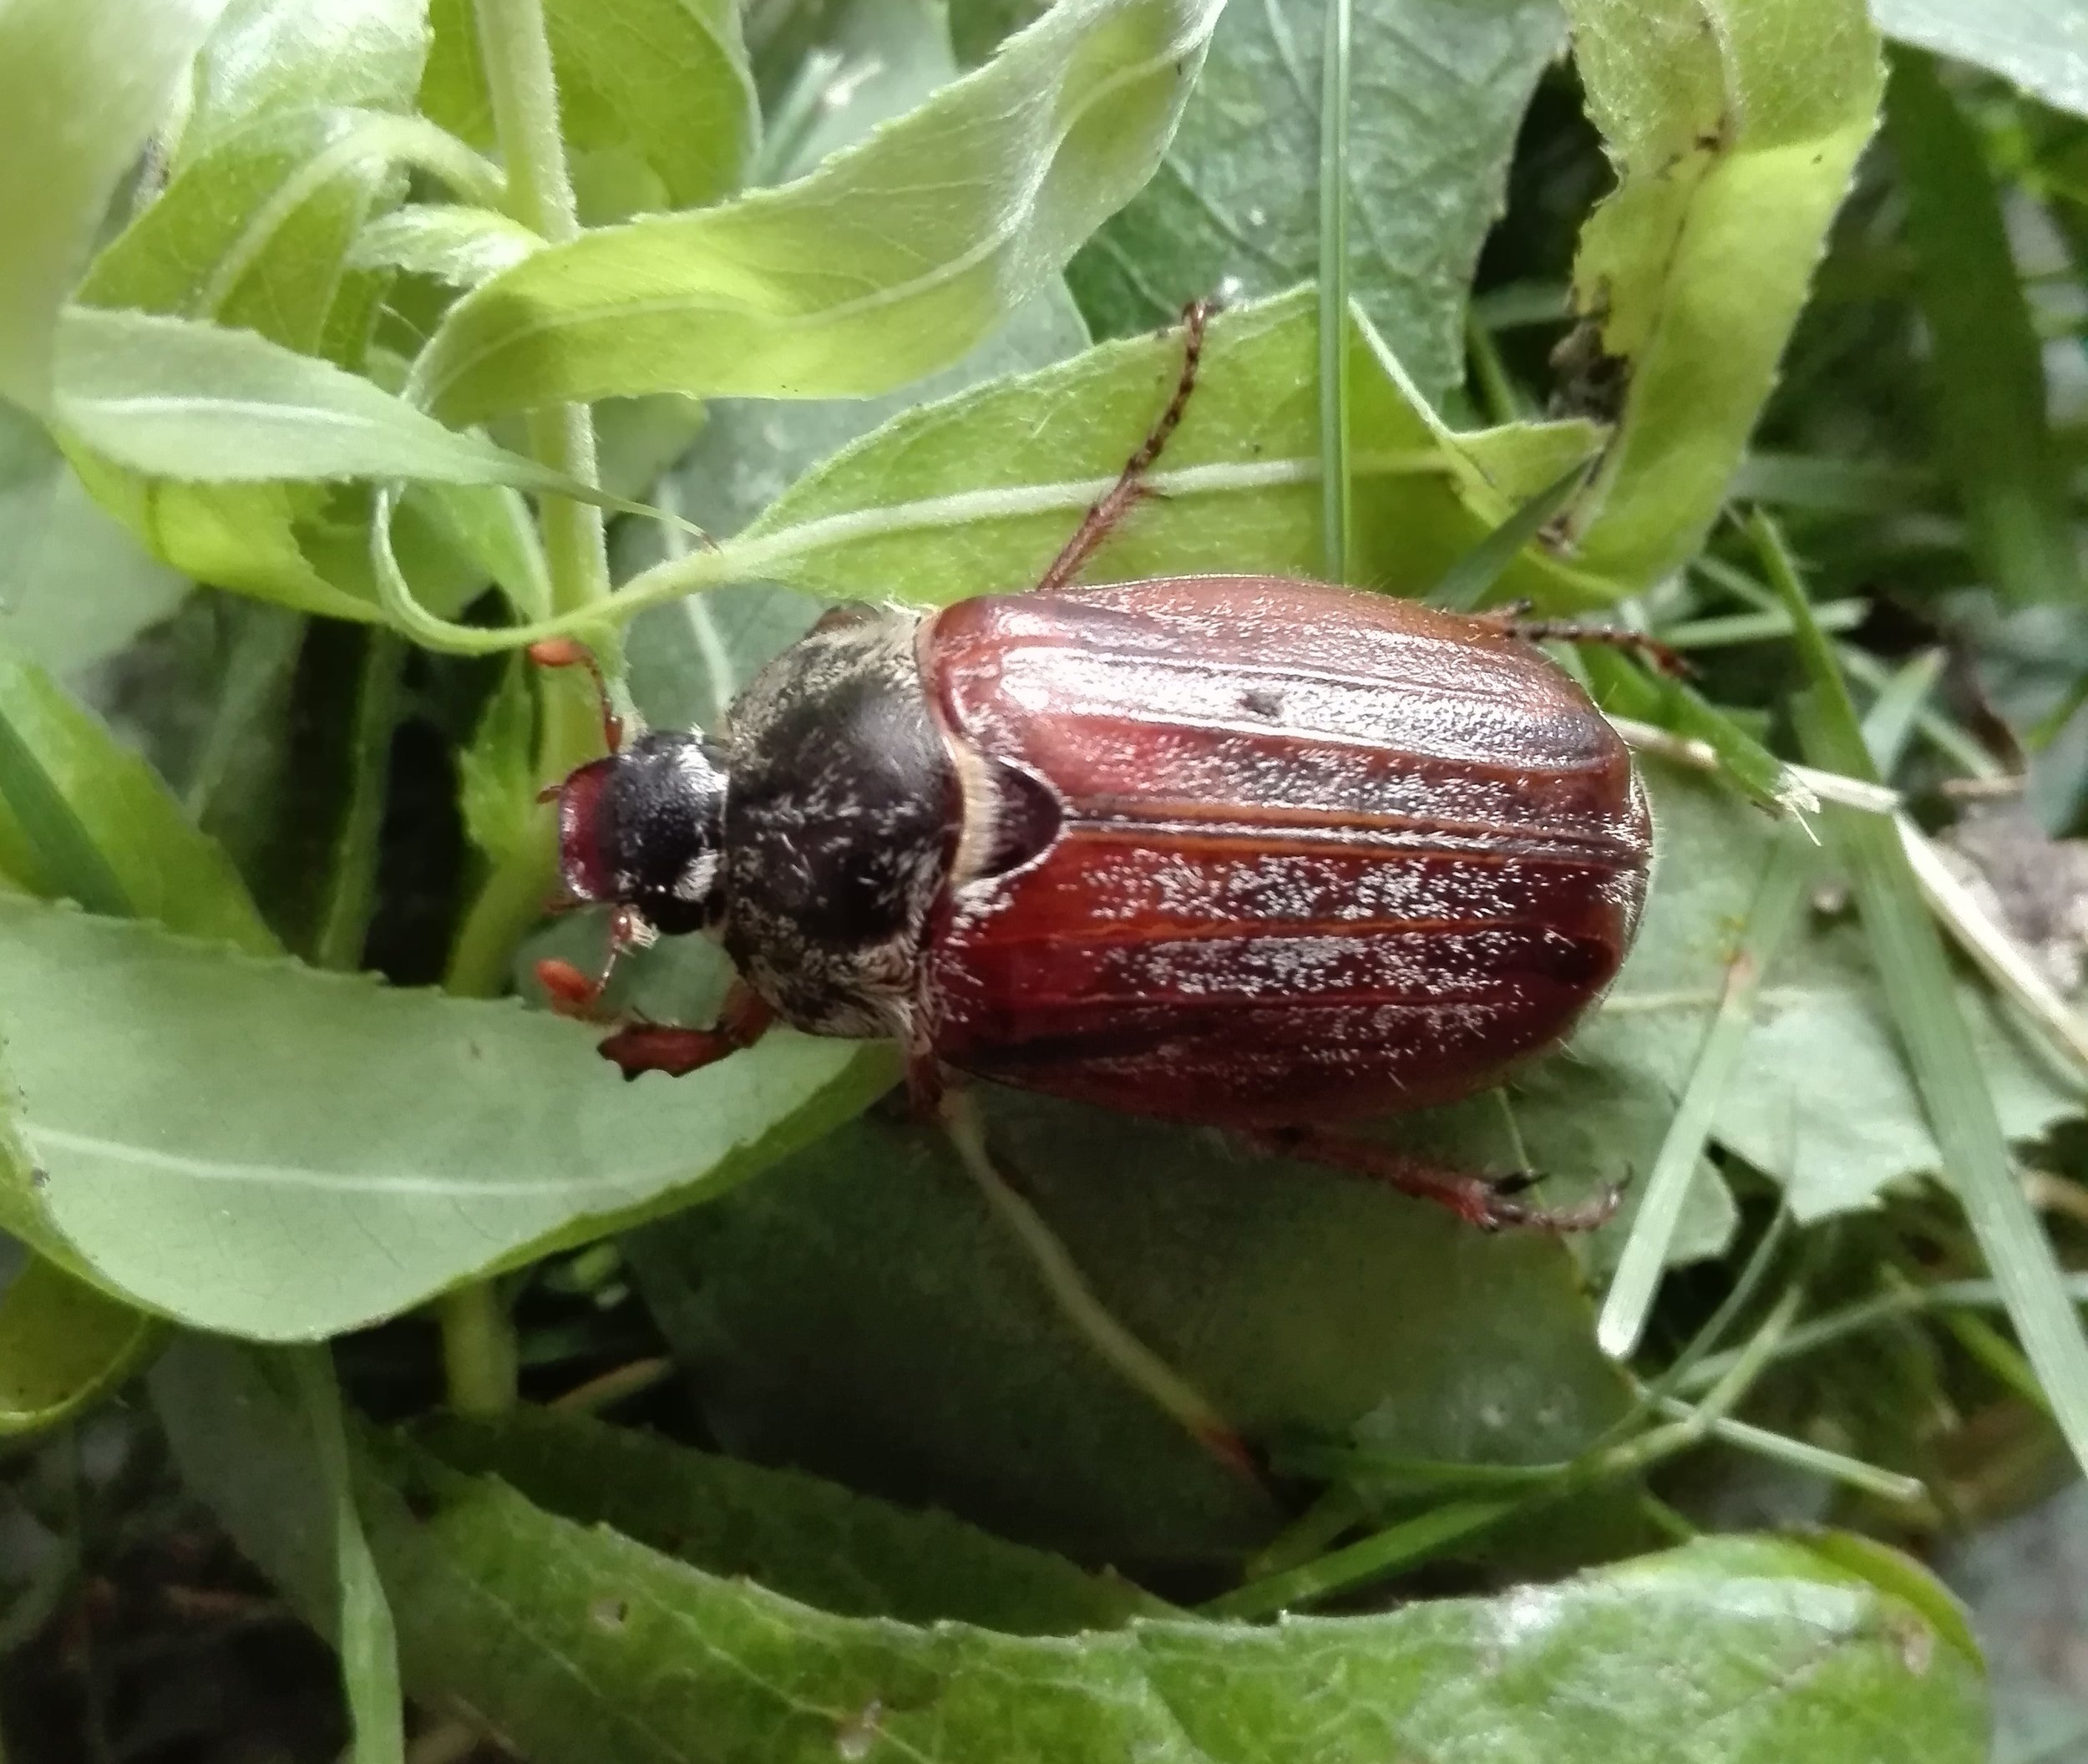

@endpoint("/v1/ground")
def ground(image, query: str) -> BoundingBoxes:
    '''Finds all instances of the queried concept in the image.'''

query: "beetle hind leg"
[1249,1126,1619,1234]
[1033,297,1213,596]
[1471,607,1689,679]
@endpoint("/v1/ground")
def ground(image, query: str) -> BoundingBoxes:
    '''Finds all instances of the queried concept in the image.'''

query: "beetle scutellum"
[537,304,1654,1229]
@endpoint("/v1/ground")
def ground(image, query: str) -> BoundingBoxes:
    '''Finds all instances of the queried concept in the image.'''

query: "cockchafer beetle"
[535,304,1655,1230]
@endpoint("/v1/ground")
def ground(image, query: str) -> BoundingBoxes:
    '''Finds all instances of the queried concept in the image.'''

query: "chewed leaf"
[1559,0,1884,583]
[0,898,896,1340]
[414,0,1229,421]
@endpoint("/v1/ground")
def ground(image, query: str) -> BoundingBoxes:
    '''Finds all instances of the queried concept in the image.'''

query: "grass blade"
[288,1347,403,1764]
[1315,0,1352,580]
[1427,457,1592,613]
[1598,849,1810,1359]
[1754,509,2088,1483]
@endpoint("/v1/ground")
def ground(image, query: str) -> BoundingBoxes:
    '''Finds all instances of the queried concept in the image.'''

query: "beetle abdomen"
[919,577,1650,1127]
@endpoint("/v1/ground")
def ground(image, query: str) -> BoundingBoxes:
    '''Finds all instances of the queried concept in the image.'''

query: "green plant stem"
[1315,0,1352,580]
[313,633,403,974]
[432,0,621,1418]
[438,1283,519,1418]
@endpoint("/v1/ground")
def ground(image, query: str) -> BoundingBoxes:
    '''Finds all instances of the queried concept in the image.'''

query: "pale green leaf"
[1067,0,1563,408]
[1559,0,1884,583]
[53,307,589,494]
[160,1337,1989,1764]
[718,288,1613,611]
[348,202,544,286]
[0,0,230,411]
[1874,0,2088,121]
[0,1254,159,1436]
[414,0,1229,421]
[0,897,897,1339]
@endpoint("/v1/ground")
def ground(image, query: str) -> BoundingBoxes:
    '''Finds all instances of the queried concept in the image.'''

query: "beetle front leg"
[1248,1126,1620,1233]
[1033,297,1212,596]
[595,980,776,1081]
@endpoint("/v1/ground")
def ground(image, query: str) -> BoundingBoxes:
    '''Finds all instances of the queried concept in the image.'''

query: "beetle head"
[553,730,730,935]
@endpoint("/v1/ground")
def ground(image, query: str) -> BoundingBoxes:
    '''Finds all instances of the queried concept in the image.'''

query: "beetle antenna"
[1033,297,1212,596]
[527,636,626,753]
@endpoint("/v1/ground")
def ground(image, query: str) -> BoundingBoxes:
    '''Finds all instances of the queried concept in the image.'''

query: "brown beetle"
[539,306,1653,1229]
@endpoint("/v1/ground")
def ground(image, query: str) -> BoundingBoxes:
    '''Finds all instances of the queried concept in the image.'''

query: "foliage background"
[0,0,2086,1758]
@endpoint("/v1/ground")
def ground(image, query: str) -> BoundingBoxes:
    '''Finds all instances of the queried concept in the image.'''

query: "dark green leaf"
[418,1407,1164,1632]
[627,1090,1632,1568]
[1067,0,1563,408]
[159,1337,1989,1764]
[1884,48,2079,605]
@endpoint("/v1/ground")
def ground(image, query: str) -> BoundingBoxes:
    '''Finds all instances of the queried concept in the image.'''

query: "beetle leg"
[1032,298,1212,596]
[527,636,627,753]
[1249,1127,1620,1233]
[1473,611,1689,679]
[595,980,776,1080]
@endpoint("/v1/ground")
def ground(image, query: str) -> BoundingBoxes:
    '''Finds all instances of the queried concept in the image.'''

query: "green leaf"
[0,426,190,676]
[160,1337,1989,1764]
[414,0,1229,422]
[456,656,539,865]
[54,308,596,494]
[1067,0,1563,408]
[0,640,277,953]
[1875,0,2088,121]
[626,1090,1632,1568]
[0,897,897,1339]
[1884,48,2078,606]
[1558,0,1883,584]
[418,1407,1164,1632]
[422,0,758,215]
[0,0,229,412]
[0,1254,159,1436]
[718,289,1612,611]
[348,203,544,286]
[60,0,462,616]
[1579,759,2081,1221]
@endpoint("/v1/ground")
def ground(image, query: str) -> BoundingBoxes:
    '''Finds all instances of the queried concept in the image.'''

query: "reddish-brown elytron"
[537,303,1654,1229]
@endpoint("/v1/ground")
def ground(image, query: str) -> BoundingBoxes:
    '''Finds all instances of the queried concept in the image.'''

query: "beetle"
[535,303,1655,1229]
